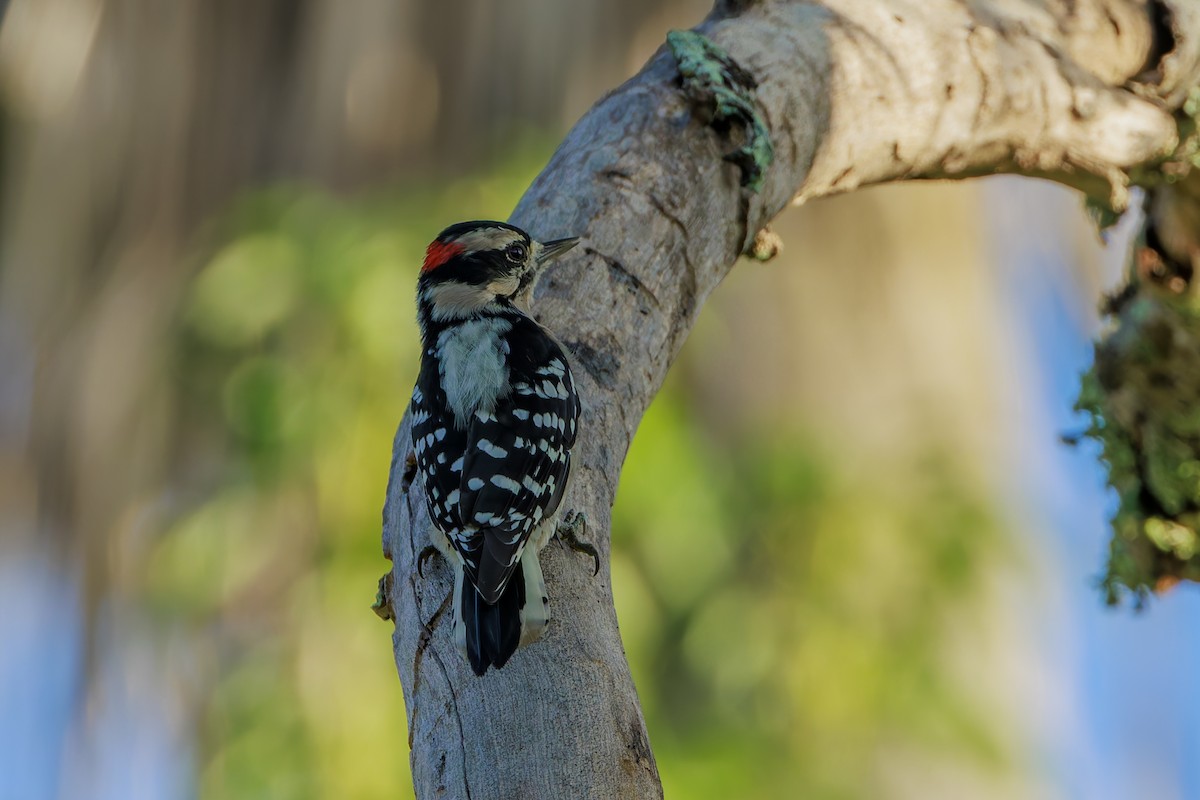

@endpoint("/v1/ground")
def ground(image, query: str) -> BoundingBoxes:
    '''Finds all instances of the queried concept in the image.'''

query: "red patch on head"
[422,240,464,272]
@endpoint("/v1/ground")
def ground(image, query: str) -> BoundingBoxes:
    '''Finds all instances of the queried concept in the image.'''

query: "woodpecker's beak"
[536,237,579,265]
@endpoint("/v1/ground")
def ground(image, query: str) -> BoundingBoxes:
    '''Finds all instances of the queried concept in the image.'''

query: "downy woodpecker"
[411,220,583,676]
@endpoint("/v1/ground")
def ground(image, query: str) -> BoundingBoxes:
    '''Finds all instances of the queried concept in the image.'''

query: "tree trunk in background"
[381,1,1200,797]
[0,0,314,631]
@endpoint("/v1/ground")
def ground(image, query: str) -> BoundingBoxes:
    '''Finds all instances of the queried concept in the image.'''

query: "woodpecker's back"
[410,220,581,675]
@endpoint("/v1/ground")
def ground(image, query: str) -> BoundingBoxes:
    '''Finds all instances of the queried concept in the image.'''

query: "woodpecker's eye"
[505,242,527,263]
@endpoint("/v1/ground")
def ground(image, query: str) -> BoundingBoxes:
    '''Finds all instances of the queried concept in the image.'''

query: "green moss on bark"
[667,29,774,192]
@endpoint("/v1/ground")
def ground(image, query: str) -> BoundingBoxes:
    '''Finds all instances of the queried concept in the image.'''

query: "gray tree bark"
[380,1,1200,797]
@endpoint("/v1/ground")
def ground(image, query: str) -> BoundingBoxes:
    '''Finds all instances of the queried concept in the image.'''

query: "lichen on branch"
[667,29,774,192]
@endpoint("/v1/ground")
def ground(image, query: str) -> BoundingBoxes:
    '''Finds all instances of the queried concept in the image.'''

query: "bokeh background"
[2,1,1198,798]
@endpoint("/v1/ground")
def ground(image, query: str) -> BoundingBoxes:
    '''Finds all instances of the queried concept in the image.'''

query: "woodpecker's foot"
[556,511,599,576]
[417,545,441,578]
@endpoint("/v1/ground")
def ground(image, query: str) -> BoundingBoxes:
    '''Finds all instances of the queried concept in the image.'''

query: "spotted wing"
[410,368,470,540]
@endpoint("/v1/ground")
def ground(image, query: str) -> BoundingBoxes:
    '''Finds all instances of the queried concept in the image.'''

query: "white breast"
[436,318,511,426]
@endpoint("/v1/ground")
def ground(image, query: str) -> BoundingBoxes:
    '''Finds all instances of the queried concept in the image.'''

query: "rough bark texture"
[380,1,1200,797]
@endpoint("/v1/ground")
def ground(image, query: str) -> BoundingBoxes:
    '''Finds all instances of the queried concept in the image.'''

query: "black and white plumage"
[410,220,581,676]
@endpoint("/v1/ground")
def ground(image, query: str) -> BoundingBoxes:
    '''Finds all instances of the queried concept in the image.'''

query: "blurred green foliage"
[616,390,1011,798]
[147,141,1014,798]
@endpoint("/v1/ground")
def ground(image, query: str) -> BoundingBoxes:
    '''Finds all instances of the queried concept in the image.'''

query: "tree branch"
[380,1,1200,797]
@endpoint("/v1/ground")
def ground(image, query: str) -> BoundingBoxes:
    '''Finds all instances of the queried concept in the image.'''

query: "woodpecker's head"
[417,220,578,322]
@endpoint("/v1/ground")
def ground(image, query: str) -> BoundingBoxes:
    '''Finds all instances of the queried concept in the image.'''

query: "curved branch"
[380,1,1200,797]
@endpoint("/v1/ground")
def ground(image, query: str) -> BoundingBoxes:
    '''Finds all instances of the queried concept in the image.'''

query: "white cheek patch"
[424,282,498,321]
[486,274,520,297]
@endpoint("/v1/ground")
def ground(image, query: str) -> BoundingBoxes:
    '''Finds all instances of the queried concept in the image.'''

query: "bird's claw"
[417,544,441,578]
[556,510,599,576]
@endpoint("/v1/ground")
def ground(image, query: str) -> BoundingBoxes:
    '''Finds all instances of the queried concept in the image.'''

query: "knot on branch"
[373,571,395,621]
[747,225,783,261]
[666,29,774,192]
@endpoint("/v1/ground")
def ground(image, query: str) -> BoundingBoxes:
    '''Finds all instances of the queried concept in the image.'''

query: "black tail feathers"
[462,572,525,676]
